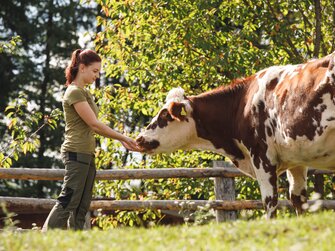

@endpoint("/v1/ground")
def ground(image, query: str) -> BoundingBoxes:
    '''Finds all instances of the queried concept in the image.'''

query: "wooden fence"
[1,161,335,223]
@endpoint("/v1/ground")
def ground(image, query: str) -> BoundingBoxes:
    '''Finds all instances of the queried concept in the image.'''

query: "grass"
[1,211,335,251]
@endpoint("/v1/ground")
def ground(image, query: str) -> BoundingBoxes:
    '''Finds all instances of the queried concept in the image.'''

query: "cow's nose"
[136,136,144,144]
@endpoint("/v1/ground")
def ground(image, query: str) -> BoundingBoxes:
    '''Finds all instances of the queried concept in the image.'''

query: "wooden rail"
[1,196,334,213]
[1,164,334,224]
[0,167,243,180]
[0,167,331,181]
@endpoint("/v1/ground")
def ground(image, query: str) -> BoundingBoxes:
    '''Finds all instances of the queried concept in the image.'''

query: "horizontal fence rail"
[0,167,332,181]
[1,196,334,213]
[0,167,243,180]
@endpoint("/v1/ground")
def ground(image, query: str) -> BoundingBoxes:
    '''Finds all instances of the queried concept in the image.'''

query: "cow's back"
[246,55,335,170]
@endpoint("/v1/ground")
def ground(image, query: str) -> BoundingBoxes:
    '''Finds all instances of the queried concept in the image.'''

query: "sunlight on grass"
[1,211,335,251]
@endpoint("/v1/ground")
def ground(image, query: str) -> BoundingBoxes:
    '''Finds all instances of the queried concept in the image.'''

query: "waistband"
[62,151,94,163]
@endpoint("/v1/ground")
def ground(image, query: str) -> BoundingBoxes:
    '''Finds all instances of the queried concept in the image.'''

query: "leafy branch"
[0,36,21,54]
[0,93,62,167]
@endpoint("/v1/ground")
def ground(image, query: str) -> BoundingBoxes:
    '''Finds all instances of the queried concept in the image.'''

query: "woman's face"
[81,61,101,84]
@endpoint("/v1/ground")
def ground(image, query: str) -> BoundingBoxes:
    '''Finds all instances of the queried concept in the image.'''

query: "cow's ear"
[168,102,188,121]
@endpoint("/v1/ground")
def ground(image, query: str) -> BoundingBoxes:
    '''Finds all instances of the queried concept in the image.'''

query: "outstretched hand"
[121,137,143,152]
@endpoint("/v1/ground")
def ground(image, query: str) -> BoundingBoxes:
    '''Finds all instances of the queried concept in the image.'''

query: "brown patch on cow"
[290,189,307,214]
[264,77,279,112]
[266,126,273,137]
[259,71,266,78]
[268,78,279,90]
[136,136,160,151]
[264,190,278,218]
[158,109,174,127]
[250,100,272,170]
[147,108,174,130]
[232,159,239,167]
[265,195,278,208]
[189,76,256,159]
[146,122,157,130]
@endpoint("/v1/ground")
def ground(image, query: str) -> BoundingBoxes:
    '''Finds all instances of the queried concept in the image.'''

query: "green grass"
[1,211,335,251]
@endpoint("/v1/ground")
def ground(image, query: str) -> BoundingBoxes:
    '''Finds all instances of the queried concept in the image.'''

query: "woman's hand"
[121,137,143,152]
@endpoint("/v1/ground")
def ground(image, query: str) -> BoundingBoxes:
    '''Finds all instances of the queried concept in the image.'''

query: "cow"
[136,52,335,219]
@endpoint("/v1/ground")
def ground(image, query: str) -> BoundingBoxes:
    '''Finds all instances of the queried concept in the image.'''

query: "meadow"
[1,211,334,251]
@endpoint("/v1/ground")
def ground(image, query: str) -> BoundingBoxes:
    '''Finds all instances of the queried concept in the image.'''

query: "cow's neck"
[189,79,251,159]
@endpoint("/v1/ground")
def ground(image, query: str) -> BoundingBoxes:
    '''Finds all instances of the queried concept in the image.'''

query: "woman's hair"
[65,49,102,86]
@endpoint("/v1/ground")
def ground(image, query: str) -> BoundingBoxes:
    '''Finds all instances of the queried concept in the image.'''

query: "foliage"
[0,93,62,168]
[0,203,19,229]
[1,211,335,250]
[0,36,21,54]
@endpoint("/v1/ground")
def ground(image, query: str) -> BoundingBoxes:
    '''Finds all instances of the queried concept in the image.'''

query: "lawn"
[1,211,335,251]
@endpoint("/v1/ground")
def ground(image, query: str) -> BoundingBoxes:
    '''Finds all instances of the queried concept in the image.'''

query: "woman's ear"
[168,102,188,121]
[79,64,85,73]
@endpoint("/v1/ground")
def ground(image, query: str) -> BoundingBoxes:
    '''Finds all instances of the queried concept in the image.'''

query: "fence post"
[84,211,91,229]
[213,160,237,222]
[314,173,324,198]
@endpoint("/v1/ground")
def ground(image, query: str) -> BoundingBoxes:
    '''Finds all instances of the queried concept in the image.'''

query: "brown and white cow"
[136,52,335,218]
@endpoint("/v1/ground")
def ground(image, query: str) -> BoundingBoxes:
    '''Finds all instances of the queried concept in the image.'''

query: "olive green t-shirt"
[61,85,99,154]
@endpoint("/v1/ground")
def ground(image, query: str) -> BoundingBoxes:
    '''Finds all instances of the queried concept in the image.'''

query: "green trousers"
[42,152,96,231]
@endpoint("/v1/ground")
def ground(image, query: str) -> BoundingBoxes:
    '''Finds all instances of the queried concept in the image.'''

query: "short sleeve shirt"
[61,84,99,154]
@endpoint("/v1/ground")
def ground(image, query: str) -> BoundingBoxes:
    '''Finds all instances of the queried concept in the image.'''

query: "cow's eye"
[160,109,169,119]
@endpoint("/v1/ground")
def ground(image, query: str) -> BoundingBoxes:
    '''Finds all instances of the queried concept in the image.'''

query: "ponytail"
[64,49,101,86]
[65,49,82,86]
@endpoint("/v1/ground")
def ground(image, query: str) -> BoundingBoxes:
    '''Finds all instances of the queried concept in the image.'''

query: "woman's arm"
[73,101,140,151]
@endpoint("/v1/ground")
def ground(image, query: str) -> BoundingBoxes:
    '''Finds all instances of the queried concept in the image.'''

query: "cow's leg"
[254,167,278,219]
[286,166,308,215]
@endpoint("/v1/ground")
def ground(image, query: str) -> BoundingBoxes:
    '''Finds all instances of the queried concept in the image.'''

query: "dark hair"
[65,49,102,86]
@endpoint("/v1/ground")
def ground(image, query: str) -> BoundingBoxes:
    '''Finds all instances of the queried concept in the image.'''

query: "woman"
[42,49,140,231]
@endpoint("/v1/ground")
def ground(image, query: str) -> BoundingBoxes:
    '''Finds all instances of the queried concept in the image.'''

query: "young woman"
[42,49,140,231]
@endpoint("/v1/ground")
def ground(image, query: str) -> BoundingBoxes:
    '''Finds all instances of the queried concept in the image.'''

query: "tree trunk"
[37,0,53,197]
[313,0,322,57]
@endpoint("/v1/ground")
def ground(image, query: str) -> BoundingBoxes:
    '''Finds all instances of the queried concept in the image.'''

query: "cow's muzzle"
[136,136,160,152]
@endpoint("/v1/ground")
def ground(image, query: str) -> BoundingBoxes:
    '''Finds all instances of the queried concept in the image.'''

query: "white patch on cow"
[315,93,334,127]
[234,140,257,178]
[277,64,301,82]
[312,118,318,127]
[315,54,335,90]
[252,65,299,113]
[166,87,185,102]
[286,167,307,196]
[315,69,332,90]
[271,128,335,171]
[139,116,195,153]
[281,101,287,111]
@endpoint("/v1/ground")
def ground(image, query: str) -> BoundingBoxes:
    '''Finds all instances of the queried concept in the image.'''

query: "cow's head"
[136,87,197,153]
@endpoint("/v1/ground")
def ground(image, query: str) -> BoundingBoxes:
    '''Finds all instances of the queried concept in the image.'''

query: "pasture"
[1,211,334,251]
